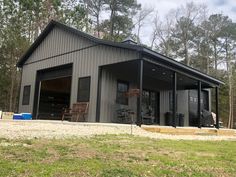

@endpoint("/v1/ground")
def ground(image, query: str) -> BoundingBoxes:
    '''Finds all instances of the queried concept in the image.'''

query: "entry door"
[142,90,160,124]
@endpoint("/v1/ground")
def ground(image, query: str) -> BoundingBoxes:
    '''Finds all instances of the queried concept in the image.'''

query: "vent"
[122,37,137,45]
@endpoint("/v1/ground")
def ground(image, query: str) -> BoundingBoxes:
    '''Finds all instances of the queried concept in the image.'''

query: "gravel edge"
[0,120,235,141]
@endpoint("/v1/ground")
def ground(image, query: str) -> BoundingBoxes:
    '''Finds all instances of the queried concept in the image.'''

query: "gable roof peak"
[17,20,142,67]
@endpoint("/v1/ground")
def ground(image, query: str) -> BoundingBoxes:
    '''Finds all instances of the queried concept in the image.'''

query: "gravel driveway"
[0,120,235,141]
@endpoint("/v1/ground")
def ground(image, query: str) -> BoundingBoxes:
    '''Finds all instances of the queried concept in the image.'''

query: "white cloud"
[212,0,228,6]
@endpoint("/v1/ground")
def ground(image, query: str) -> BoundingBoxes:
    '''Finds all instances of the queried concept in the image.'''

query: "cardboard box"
[2,112,14,120]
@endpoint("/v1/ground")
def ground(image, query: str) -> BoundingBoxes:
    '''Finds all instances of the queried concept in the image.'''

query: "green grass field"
[0,135,236,177]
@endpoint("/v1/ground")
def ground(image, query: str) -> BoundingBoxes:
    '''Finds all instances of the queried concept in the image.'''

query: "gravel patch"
[0,120,235,141]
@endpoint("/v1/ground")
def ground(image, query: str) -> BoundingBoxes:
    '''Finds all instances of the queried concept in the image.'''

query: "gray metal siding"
[19,65,35,113]
[99,68,138,123]
[177,90,189,126]
[25,28,95,64]
[99,69,117,122]
[19,26,139,121]
[159,91,170,125]
[71,46,138,121]
[206,89,211,112]
[159,90,189,126]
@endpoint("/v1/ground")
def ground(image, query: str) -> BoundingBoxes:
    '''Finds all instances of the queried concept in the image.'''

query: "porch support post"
[172,71,177,128]
[215,87,220,129]
[137,59,143,126]
[95,66,102,122]
[197,80,202,128]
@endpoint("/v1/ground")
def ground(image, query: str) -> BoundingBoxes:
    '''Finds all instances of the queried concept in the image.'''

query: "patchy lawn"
[0,135,235,177]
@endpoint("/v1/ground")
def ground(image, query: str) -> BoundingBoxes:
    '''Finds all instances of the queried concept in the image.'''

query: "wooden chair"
[71,102,89,122]
[61,107,72,121]
[62,102,89,122]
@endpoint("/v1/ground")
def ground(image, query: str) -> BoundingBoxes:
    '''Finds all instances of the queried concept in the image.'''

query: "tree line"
[0,0,235,128]
[150,3,236,128]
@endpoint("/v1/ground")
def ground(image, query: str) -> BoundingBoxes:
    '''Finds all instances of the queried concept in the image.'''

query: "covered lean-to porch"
[96,51,222,128]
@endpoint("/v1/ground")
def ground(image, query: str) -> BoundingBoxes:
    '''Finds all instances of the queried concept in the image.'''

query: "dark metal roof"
[17,20,223,86]
[142,48,224,86]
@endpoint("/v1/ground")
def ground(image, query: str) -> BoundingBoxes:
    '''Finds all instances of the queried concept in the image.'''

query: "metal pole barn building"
[17,20,223,128]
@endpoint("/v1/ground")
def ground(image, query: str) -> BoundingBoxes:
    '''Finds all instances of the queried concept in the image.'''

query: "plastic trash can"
[179,113,184,126]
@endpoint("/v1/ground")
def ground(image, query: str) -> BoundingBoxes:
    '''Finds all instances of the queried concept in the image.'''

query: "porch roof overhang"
[140,48,224,87]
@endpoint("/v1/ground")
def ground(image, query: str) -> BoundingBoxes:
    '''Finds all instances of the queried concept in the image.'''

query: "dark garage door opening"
[37,76,71,120]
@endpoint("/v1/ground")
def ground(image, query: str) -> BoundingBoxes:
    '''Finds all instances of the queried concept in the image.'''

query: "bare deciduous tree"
[134,6,154,44]
[151,11,175,57]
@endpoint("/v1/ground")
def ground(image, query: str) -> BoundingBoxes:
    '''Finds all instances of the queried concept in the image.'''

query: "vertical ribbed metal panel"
[159,90,189,126]
[206,89,211,112]
[99,68,139,123]
[19,26,139,122]
[159,91,170,125]
[25,28,95,64]
[100,68,121,123]
[177,90,189,126]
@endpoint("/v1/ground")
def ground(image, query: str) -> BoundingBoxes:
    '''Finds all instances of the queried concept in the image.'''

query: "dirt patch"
[68,147,99,159]
[42,147,61,164]
[54,171,93,177]
[195,152,216,158]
